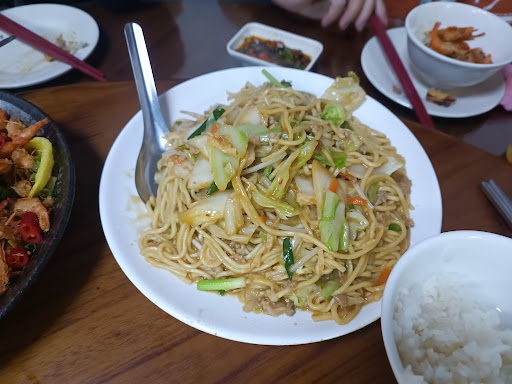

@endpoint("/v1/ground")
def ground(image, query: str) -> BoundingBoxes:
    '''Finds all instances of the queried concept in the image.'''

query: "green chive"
[188,106,225,139]
[263,165,273,178]
[25,243,36,252]
[388,223,402,232]
[197,278,245,291]
[283,237,294,280]
[206,182,218,196]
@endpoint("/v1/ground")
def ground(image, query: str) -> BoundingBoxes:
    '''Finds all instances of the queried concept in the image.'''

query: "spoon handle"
[124,22,167,143]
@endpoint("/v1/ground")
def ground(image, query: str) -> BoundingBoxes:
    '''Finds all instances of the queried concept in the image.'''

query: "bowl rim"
[405,1,512,69]
[380,229,512,380]
[0,90,76,319]
[226,21,324,71]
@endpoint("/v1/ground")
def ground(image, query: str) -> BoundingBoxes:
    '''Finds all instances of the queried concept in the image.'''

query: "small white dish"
[99,66,442,346]
[226,22,323,71]
[381,230,512,382]
[361,27,506,118]
[0,3,99,89]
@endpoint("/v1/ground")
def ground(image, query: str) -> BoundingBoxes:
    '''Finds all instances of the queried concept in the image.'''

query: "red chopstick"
[0,14,106,82]
[369,15,434,129]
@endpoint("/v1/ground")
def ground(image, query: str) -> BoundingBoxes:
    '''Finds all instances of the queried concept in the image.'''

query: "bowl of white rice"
[381,230,512,383]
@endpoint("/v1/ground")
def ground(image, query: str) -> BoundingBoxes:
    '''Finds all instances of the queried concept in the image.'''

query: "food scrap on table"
[235,36,311,70]
[392,86,402,95]
[426,89,456,107]
[428,22,492,64]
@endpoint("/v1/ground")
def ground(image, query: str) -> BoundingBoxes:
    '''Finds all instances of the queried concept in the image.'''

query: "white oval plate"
[361,27,505,118]
[0,4,99,89]
[99,66,443,345]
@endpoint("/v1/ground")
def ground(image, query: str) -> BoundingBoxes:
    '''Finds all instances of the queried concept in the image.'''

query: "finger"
[272,0,317,14]
[354,0,375,31]
[322,0,347,27]
[273,0,330,20]
[375,0,388,26]
[338,0,364,30]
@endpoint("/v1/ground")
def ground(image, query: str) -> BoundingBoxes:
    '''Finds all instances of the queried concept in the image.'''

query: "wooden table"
[0,80,510,384]
[0,2,511,383]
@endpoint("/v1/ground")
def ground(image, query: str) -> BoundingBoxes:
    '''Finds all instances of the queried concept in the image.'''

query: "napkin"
[500,63,512,111]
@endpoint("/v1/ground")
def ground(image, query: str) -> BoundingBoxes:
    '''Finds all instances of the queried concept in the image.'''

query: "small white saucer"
[361,27,505,118]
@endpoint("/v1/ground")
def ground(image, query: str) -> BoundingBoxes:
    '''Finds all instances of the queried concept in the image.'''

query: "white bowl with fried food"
[405,2,512,89]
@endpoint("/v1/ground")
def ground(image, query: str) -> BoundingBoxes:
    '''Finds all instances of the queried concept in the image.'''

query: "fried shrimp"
[14,198,50,231]
[429,22,492,64]
[0,117,48,159]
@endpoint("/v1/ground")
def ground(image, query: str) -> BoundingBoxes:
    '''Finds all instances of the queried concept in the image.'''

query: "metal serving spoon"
[124,22,168,203]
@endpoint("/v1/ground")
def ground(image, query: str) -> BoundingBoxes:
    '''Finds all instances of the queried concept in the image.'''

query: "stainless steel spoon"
[124,22,168,203]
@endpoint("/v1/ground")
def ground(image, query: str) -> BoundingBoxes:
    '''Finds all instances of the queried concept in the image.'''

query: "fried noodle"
[139,74,413,325]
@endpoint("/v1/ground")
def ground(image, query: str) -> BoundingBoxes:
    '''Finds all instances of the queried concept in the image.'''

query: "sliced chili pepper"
[6,247,29,268]
[19,211,42,244]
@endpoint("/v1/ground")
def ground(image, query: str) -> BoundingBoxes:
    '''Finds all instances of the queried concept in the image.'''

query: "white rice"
[394,274,512,384]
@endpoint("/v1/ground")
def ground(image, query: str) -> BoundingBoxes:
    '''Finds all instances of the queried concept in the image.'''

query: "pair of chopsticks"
[0,13,106,82]
[369,15,434,129]
[481,180,512,231]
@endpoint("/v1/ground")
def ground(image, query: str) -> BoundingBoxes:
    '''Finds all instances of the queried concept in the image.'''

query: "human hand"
[322,0,387,31]
[273,0,387,31]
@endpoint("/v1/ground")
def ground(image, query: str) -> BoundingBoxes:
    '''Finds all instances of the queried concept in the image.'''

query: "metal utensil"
[124,22,168,203]
[481,179,512,231]
[0,35,15,48]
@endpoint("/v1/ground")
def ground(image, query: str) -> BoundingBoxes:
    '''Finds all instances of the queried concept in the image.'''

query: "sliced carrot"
[348,197,367,205]
[259,215,267,223]
[211,123,218,134]
[377,266,392,286]
[329,179,338,193]
[171,155,183,164]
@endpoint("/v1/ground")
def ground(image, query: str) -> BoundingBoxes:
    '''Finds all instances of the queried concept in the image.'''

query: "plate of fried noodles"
[100,66,442,345]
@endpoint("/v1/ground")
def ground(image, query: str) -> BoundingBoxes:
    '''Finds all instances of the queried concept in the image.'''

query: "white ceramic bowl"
[405,2,512,88]
[381,230,512,382]
[226,22,323,71]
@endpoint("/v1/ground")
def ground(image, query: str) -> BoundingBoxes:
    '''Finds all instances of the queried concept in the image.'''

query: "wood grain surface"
[0,81,509,384]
